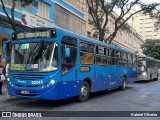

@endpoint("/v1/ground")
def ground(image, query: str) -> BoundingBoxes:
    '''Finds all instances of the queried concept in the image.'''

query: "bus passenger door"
[60,36,80,99]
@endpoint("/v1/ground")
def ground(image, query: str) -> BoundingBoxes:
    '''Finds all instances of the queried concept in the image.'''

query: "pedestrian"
[0,65,6,95]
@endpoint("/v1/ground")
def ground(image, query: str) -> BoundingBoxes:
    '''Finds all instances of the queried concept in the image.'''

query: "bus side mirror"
[65,47,70,58]
[2,40,11,60]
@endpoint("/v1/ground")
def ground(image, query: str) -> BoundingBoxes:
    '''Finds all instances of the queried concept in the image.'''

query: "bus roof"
[57,27,136,55]
[138,55,160,62]
[12,27,137,55]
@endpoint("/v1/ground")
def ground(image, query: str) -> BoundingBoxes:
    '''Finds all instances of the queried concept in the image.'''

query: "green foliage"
[141,39,160,60]
[18,0,38,7]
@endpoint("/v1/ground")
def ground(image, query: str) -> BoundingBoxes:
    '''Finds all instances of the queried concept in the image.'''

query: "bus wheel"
[78,81,90,102]
[119,77,127,90]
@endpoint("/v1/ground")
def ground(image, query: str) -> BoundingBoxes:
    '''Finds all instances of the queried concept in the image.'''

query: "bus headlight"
[7,78,10,82]
[142,72,146,76]
[50,79,55,85]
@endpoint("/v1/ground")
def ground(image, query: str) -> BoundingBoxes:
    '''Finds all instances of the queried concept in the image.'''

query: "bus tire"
[78,81,90,102]
[119,77,127,90]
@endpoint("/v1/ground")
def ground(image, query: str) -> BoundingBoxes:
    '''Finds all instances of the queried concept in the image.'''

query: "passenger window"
[128,54,133,66]
[116,51,123,66]
[123,53,127,66]
[96,55,108,65]
[80,42,95,64]
[108,49,112,65]
[81,53,94,64]
[111,50,115,65]
[133,55,137,67]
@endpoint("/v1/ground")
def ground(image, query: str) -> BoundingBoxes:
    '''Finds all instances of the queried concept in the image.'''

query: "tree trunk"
[1,0,16,31]
[98,30,105,42]
[11,0,17,31]
[107,31,117,44]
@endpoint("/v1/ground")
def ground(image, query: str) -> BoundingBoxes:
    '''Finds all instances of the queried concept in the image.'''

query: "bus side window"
[128,54,132,66]
[111,50,115,65]
[108,49,112,65]
[116,51,123,66]
[80,41,95,64]
[133,55,136,67]
[123,53,127,66]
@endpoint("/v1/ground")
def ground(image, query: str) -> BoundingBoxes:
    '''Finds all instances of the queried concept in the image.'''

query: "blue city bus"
[3,27,137,102]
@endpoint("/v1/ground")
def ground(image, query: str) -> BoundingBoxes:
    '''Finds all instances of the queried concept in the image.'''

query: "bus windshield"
[138,60,146,72]
[10,42,58,72]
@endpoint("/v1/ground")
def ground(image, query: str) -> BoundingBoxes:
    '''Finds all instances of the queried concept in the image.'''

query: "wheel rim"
[81,86,88,97]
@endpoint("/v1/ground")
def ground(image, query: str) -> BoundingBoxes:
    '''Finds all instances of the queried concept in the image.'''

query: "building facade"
[86,11,144,55]
[133,12,160,40]
[0,0,86,65]
[128,11,160,40]
[0,0,145,65]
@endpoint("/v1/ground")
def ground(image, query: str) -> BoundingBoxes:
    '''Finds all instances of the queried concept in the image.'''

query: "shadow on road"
[134,79,159,84]
[13,86,133,109]
[90,86,132,99]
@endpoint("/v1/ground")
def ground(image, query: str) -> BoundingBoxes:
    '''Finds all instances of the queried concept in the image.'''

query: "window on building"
[2,0,20,9]
[145,22,152,24]
[37,1,50,19]
[55,5,86,36]
[63,0,85,12]
[25,4,32,11]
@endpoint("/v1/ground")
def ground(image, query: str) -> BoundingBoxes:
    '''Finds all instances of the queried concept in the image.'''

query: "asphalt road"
[0,79,160,120]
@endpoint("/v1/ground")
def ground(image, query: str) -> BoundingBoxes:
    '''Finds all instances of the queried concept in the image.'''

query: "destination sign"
[13,29,57,40]
[17,31,50,39]
[10,64,26,71]
[137,57,145,61]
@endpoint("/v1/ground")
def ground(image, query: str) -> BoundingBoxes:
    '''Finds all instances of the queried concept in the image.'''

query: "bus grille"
[11,73,46,80]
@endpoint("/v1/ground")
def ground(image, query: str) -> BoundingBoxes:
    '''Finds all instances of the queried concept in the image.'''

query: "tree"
[141,39,160,60]
[0,0,37,31]
[86,0,159,44]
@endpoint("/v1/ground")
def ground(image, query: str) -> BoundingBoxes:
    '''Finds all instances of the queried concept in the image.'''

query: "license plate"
[21,90,29,95]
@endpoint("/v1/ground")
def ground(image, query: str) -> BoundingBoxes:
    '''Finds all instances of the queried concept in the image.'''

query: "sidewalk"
[0,81,11,98]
